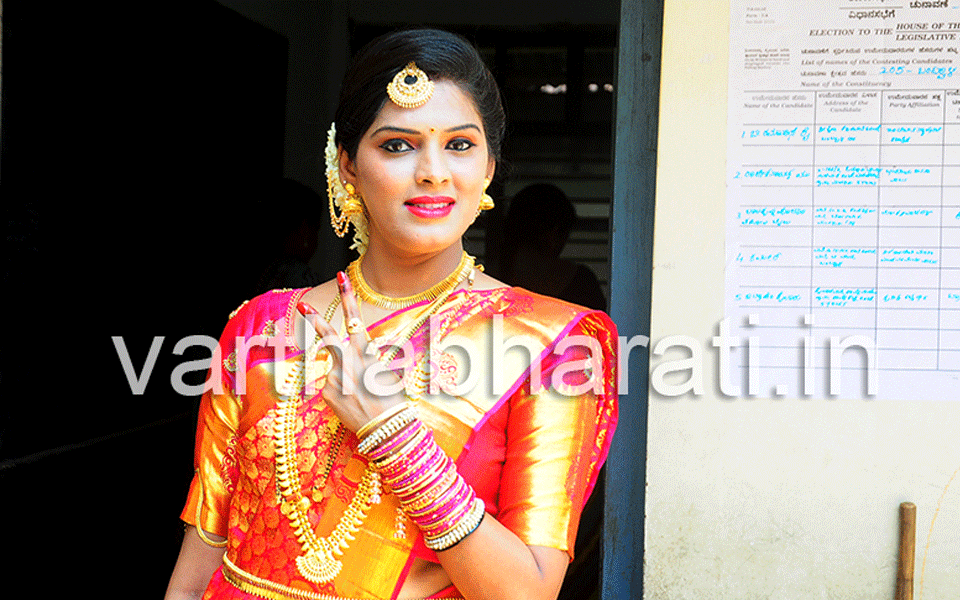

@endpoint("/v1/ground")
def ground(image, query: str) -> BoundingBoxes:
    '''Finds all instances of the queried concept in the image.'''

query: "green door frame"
[603,1,663,598]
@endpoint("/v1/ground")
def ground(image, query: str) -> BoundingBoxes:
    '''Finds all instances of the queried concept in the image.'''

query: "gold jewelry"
[387,62,434,109]
[275,389,382,583]
[193,469,228,548]
[222,554,465,600]
[272,264,468,584]
[356,401,411,440]
[425,498,485,551]
[275,304,380,584]
[345,317,365,336]
[348,251,474,310]
[394,507,408,540]
[478,193,494,211]
[325,123,369,253]
[356,406,418,455]
[342,183,363,216]
[479,178,494,211]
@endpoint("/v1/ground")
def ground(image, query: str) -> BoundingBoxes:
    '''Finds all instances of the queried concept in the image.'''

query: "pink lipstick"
[404,196,455,218]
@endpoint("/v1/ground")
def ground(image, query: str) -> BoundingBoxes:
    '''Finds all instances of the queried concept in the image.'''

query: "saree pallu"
[181,286,618,600]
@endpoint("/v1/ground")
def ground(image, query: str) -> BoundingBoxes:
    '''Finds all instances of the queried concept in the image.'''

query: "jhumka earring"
[479,178,495,211]
[325,124,367,249]
[386,62,434,108]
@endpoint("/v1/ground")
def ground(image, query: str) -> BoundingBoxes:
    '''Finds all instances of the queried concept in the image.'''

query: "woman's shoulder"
[474,285,616,344]
[222,287,313,337]
[502,286,610,321]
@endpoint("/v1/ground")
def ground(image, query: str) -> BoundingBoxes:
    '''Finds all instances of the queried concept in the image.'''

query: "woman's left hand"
[297,272,405,433]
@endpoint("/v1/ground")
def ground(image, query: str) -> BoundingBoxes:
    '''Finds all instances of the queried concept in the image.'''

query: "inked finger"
[336,271,370,352]
[297,301,344,360]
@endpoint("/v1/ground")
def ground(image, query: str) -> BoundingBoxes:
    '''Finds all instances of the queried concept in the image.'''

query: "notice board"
[645,1,959,597]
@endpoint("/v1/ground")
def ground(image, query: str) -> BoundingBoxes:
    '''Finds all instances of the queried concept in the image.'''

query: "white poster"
[726,1,960,399]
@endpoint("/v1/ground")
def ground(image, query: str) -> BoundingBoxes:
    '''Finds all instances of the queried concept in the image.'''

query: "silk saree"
[181,286,618,599]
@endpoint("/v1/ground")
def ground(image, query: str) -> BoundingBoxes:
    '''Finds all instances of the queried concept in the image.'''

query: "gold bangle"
[357,407,417,455]
[193,468,227,548]
[356,401,410,440]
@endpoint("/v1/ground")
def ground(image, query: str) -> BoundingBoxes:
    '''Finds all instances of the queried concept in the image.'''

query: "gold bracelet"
[193,469,227,548]
[356,401,410,440]
[357,406,417,454]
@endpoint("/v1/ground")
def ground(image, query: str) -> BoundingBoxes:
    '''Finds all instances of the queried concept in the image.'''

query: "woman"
[165,29,617,600]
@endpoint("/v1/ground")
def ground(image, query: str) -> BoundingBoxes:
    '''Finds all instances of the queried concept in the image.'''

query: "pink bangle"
[417,480,472,526]
[420,490,476,536]
[417,484,473,531]
[375,427,431,473]
[404,471,459,516]
[391,453,451,497]
[401,467,458,514]
[366,419,422,460]
[378,429,434,475]
[423,498,486,551]
[388,443,444,491]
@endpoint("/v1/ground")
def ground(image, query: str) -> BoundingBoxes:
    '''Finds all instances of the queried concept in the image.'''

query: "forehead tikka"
[386,62,434,109]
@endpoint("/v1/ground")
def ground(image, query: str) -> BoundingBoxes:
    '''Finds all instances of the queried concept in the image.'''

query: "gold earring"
[326,122,370,253]
[342,183,363,216]
[479,179,494,211]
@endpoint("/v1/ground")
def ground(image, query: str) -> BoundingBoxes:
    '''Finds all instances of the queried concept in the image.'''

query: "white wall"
[646,1,960,597]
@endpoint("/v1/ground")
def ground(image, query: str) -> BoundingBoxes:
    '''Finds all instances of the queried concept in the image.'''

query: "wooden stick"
[896,502,916,600]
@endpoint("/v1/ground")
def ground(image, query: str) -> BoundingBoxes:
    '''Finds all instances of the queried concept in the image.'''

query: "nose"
[415,142,451,187]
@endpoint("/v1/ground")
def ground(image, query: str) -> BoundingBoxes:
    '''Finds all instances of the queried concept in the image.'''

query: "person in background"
[500,183,607,311]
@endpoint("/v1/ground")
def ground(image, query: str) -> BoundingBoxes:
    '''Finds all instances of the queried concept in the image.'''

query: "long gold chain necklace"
[273,262,476,584]
[347,251,476,310]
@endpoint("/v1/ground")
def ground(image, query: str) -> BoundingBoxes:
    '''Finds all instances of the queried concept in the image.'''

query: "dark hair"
[334,29,505,164]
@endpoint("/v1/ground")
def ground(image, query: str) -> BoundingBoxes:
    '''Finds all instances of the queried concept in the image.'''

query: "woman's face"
[339,80,496,259]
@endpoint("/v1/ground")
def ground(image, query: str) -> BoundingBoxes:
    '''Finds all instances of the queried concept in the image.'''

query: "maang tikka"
[324,62,434,254]
[387,62,434,108]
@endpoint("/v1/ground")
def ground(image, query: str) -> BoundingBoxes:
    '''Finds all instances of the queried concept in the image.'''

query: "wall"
[645,1,960,597]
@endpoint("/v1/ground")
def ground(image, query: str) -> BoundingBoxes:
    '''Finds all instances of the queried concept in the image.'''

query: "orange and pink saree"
[181,286,617,599]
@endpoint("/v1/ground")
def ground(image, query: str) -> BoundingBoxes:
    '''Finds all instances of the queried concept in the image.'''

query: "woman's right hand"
[297,272,406,435]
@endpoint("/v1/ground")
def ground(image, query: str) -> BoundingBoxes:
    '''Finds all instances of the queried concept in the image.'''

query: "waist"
[222,554,462,600]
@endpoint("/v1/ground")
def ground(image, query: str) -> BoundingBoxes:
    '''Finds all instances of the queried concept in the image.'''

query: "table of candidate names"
[731,88,960,397]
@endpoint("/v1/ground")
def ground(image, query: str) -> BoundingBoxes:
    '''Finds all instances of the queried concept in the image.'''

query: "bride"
[165,28,618,600]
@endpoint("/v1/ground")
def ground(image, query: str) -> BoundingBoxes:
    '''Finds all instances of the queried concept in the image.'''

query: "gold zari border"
[222,554,462,600]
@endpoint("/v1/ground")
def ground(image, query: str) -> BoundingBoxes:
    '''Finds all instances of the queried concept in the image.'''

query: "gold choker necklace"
[348,252,476,310]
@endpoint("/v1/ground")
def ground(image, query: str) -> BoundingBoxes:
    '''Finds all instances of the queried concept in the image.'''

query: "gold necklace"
[348,251,475,310]
[273,272,472,584]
